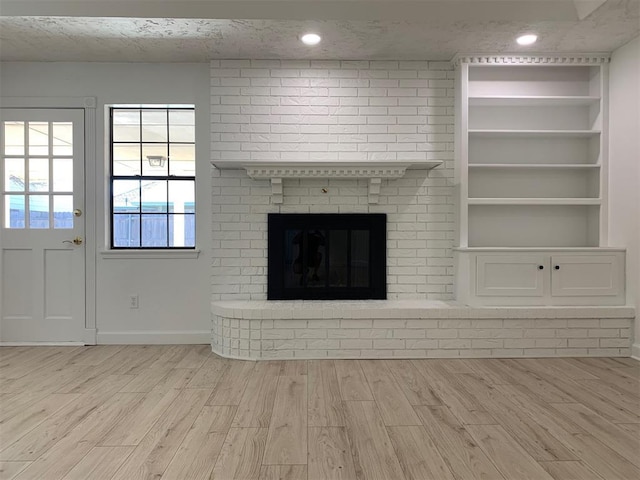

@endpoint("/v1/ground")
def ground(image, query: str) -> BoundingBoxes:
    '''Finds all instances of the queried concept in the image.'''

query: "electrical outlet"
[129,295,139,309]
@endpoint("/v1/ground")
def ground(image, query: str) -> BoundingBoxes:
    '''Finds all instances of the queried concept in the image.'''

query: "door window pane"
[4,158,25,192]
[4,194,25,228]
[28,122,49,155]
[2,117,79,231]
[52,123,73,156]
[52,158,73,192]
[29,195,49,228]
[28,158,49,192]
[53,195,73,229]
[4,122,25,155]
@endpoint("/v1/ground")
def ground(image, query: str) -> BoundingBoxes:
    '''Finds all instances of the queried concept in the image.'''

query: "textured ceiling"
[0,1,638,62]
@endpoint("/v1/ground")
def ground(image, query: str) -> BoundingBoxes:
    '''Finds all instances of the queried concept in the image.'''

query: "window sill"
[100,249,200,259]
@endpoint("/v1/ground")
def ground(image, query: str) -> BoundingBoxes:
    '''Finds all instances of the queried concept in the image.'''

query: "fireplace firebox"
[268,213,386,300]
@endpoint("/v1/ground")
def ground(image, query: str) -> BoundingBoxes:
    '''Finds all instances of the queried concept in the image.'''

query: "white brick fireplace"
[210,59,634,360]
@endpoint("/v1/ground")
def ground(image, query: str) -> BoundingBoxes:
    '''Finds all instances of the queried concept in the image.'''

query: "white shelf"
[469,129,600,137]
[469,164,600,169]
[468,198,601,206]
[469,96,600,107]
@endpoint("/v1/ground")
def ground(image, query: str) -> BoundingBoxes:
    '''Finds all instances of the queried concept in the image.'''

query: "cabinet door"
[551,255,622,296]
[476,255,545,296]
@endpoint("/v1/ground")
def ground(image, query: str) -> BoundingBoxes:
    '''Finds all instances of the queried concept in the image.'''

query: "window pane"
[112,110,140,142]
[169,214,195,247]
[52,122,73,156]
[4,122,25,155]
[28,122,49,155]
[113,213,140,247]
[110,106,195,249]
[28,158,49,192]
[53,158,73,192]
[113,180,140,213]
[141,110,168,142]
[141,180,167,213]
[112,143,141,176]
[4,158,25,192]
[142,144,168,176]
[169,181,194,213]
[53,195,73,229]
[4,194,25,228]
[169,110,195,142]
[29,195,49,228]
[169,144,195,176]
[142,214,168,247]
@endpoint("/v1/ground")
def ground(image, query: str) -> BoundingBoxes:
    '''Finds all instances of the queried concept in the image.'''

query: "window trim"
[109,106,196,249]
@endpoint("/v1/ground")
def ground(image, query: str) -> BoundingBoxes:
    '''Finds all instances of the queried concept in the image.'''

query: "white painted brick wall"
[212,311,633,360]
[211,60,455,301]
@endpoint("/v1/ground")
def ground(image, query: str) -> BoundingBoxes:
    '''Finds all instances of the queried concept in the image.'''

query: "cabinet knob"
[554,265,560,270]
[538,265,544,270]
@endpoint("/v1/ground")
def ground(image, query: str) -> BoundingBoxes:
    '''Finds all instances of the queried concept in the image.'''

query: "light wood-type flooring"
[0,345,639,480]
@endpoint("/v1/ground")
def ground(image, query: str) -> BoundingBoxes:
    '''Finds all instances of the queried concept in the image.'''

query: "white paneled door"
[0,109,85,342]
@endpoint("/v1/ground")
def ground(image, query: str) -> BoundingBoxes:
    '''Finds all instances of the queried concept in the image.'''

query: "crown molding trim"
[451,54,611,67]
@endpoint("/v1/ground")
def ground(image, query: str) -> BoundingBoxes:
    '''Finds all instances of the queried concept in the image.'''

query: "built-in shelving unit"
[452,55,624,306]
[455,57,609,249]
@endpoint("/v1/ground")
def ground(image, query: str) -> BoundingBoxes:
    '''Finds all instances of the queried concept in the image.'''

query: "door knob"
[73,209,82,217]
[63,236,83,245]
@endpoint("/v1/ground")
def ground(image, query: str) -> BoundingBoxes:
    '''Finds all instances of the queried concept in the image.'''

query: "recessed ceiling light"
[517,34,538,46]
[301,33,321,46]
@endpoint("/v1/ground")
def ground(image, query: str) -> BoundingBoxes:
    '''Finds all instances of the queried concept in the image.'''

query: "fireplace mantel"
[211,160,443,204]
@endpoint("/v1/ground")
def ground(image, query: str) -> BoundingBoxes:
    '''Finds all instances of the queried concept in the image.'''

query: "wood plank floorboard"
[0,345,637,480]
[0,461,31,480]
[538,460,605,480]
[307,427,356,480]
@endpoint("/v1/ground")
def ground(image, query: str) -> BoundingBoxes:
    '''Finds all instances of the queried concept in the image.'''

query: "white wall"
[210,60,456,301]
[609,36,640,356]
[0,62,212,344]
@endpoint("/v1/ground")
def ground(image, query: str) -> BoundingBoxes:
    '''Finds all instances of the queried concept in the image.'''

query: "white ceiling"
[0,0,638,62]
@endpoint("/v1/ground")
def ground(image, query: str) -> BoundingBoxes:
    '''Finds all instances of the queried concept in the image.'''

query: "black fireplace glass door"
[284,229,301,289]
[268,213,386,300]
[327,230,347,287]
[351,230,370,287]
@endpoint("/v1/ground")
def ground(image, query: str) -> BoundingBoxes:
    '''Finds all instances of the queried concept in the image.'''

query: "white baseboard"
[632,343,640,361]
[83,329,97,345]
[0,341,85,346]
[96,330,210,345]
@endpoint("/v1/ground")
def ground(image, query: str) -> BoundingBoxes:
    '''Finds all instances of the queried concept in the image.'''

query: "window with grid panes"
[110,107,195,248]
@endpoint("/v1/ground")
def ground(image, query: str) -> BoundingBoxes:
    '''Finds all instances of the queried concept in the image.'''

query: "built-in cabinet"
[453,55,626,306]
[457,249,625,305]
